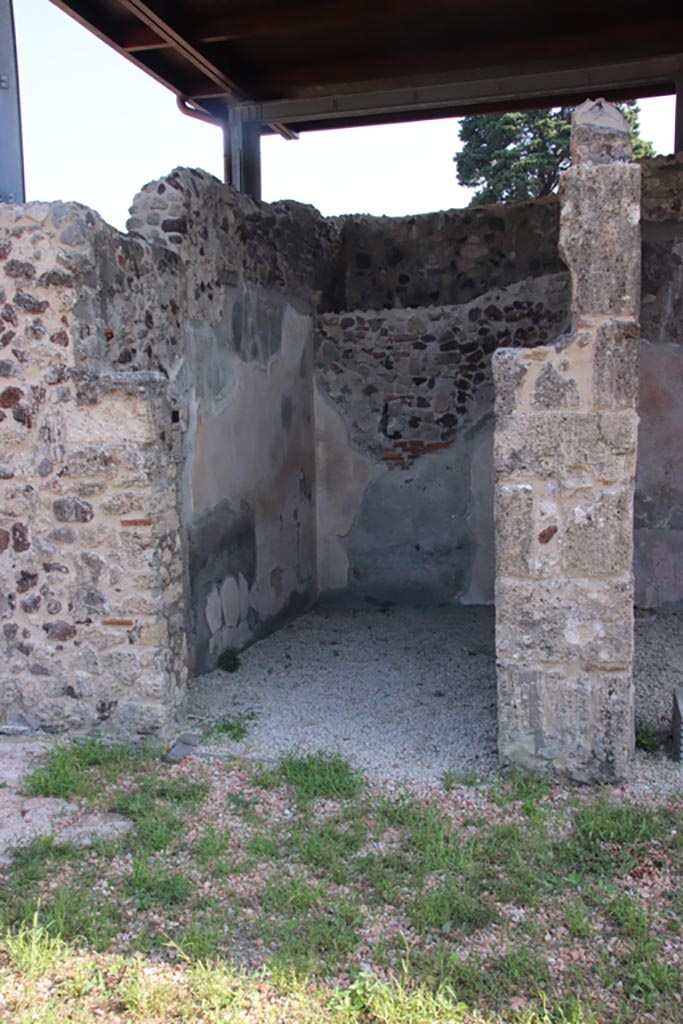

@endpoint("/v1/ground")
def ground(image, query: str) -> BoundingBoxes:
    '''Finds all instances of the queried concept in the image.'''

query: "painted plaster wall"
[128,170,335,672]
[635,155,683,607]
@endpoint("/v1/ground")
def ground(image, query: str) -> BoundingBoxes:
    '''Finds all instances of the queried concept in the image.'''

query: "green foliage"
[218,646,240,672]
[562,898,593,940]
[407,877,495,933]
[455,102,654,205]
[4,912,67,976]
[561,796,665,876]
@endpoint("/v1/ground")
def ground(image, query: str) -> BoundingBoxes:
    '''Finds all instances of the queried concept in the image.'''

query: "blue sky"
[13,0,677,230]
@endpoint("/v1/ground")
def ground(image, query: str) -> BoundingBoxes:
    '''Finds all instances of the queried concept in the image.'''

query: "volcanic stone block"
[492,347,529,417]
[561,488,633,576]
[570,98,634,167]
[497,661,634,781]
[494,483,534,576]
[559,163,641,320]
[495,576,634,667]
[593,320,640,410]
[494,411,637,483]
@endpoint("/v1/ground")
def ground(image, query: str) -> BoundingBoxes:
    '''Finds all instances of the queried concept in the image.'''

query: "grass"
[209,710,257,741]
[635,722,667,753]
[23,737,149,800]
[217,646,241,673]
[126,858,193,908]
[274,750,364,802]
[3,740,683,1023]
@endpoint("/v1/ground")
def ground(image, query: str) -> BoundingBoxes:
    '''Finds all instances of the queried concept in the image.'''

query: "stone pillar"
[0,202,187,738]
[492,100,641,782]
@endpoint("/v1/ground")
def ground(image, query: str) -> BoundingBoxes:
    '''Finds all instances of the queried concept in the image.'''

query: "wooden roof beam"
[122,0,492,52]
[116,0,246,97]
[240,19,683,93]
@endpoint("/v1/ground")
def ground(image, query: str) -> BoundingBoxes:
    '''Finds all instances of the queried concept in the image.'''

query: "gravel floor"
[186,605,683,786]
[187,605,498,783]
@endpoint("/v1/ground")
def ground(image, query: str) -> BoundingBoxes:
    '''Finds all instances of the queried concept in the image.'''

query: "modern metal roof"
[50,0,683,135]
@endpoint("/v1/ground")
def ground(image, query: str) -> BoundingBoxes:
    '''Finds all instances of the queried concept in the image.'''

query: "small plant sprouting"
[210,710,257,742]
[218,646,240,673]
[635,722,665,753]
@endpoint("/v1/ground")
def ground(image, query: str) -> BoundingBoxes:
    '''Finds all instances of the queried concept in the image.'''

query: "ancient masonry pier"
[493,100,641,781]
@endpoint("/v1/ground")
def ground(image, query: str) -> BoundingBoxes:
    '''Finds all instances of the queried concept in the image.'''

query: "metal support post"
[675,76,683,154]
[223,110,261,199]
[0,0,24,204]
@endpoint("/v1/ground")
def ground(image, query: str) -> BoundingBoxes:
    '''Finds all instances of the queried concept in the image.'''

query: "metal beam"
[232,53,683,129]
[114,0,293,139]
[0,0,24,204]
[224,112,261,199]
[676,75,683,153]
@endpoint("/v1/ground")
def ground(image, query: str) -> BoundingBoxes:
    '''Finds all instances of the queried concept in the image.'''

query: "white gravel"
[186,605,498,783]
[185,604,683,788]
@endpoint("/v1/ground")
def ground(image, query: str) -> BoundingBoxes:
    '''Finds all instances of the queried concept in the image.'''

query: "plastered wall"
[127,171,338,673]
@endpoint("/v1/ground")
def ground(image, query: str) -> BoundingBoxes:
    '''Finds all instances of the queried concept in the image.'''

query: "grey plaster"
[343,443,475,605]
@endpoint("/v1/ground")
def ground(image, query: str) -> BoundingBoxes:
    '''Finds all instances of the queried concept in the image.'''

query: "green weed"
[408,878,496,934]
[277,751,363,801]
[217,647,240,673]
[126,859,192,908]
[4,911,67,977]
[635,722,666,753]
[209,710,257,741]
[562,898,593,940]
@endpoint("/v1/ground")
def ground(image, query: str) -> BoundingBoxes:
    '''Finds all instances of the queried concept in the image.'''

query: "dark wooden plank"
[238,19,683,93]
[122,0,497,50]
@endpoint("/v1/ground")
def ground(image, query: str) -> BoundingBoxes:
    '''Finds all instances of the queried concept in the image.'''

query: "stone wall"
[325,199,562,311]
[0,171,337,735]
[493,100,641,781]
[0,203,185,736]
[314,276,570,603]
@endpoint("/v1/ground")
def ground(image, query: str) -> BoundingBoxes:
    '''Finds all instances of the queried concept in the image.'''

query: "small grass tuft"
[277,751,363,801]
[126,859,192,908]
[635,722,666,753]
[4,912,67,977]
[209,710,257,741]
[217,646,240,673]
